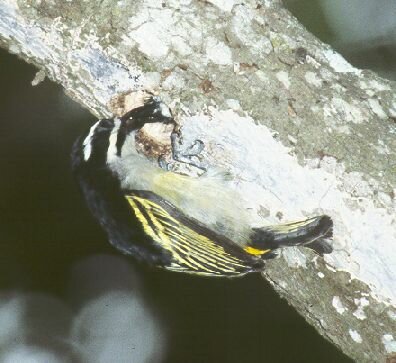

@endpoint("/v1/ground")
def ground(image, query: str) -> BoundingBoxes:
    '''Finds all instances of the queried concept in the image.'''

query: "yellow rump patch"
[244,246,271,256]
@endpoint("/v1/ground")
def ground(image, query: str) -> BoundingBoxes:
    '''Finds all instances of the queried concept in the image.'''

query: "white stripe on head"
[83,121,101,161]
[107,118,122,162]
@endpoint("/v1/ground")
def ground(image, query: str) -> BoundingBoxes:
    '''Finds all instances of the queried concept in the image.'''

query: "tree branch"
[1,0,395,361]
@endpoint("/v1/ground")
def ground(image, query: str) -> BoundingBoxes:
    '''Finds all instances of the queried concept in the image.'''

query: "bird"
[71,96,333,277]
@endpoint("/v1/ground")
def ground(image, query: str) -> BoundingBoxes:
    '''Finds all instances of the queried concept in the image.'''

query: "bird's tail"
[248,215,333,257]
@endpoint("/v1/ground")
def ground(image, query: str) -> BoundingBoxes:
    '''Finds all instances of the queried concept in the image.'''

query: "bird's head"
[73,97,173,171]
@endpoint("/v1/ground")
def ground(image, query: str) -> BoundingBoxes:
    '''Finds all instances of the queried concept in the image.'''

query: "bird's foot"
[170,129,207,171]
[158,128,207,172]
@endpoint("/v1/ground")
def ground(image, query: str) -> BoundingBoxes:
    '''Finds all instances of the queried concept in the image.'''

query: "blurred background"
[285,0,396,80]
[1,1,394,361]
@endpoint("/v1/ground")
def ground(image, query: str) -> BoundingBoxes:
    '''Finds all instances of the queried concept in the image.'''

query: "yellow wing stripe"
[127,196,214,273]
[150,201,246,272]
[145,201,248,266]
[141,198,223,254]
[126,196,216,273]
[132,196,245,267]
[125,194,251,275]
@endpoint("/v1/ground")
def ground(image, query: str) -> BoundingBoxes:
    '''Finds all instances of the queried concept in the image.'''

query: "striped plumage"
[125,191,266,276]
[71,97,333,277]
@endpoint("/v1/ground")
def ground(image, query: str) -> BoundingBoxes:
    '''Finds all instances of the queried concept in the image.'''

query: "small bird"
[71,96,333,277]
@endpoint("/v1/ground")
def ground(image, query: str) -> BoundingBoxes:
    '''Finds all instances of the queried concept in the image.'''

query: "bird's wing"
[124,190,266,276]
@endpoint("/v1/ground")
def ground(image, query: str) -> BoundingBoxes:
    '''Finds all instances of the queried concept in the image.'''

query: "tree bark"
[1,0,395,361]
